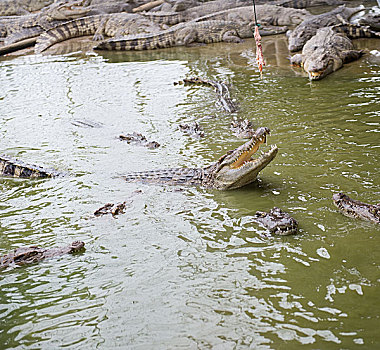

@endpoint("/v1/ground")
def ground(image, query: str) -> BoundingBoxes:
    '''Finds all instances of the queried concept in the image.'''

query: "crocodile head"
[47,0,90,21]
[253,207,298,235]
[205,127,278,190]
[302,49,342,80]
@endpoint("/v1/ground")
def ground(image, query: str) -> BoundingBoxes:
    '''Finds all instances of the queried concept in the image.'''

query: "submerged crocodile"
[178,122,205,139]
[122,127,278,190]
[93,20,287,51]
[0,0,53,16]
[0,241,85,270]
[119,132,160,149]
[287,5,363,52]
[290,25,379,80]
[0,154,63,178]
[0,0,90,45]
[230,117,255,139]
[175,77,238,113]
[34,13,166,53]
[252,207,298,235]
[333,193,380,224]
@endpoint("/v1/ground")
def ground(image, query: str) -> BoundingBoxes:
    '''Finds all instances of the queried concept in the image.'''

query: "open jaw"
[230,128,272,169]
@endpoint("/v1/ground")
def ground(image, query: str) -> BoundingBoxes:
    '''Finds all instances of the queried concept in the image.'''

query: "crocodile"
[142,4,310,26]
[287,5,364,52]
[264,0,343,8]
[119,132,160,149]
[252,207,298,235]
[175,77,238,113]
[122,127,278,190]
[0,241,85,270]
[178,122,205,138]
[93,20,287,52]
[333,193,380,224]
[290,25,379,80]
[358,8,380,31]
[0,154,63,178]
[34,12,166,53]
[0,0,90,45]
[230,117,255,139]
[94,202,128,217]
[0,0,53,16]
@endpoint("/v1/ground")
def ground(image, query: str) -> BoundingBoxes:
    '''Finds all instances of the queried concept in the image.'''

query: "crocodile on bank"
[0,154,63,178]
[287,5,364,52]
[34,13,167,53]
[0,0,53,16]
[175,77,238,113]
[122,127,278,190]
[290,25,379,80]
[0,0,90,45]
[0,241,85,270]
[252,207,298,235]
[333,193,380,224]
[142,4,310,26]
[262,0,343,9]
[93,20,287,52]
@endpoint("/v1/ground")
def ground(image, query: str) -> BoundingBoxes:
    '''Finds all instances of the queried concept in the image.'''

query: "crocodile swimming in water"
[287,5,363,52]
[252,207,298,235]
[333,193,380,224]
[290,25,379,80]
[122,127,278,190]
[0,154,63,178]
[0,241,85,270]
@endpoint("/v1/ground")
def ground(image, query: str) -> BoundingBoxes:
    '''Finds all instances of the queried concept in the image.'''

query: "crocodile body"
[0,1,90,45]
[252,207,298,235]
[34,13,166,53]
[143,4,310,26]
[94,20,287,51]
[290,25,378,80]
[119,132,160,149]
[268,0,343,8]
[287,5,363,52]
[0,154,63,178]
[0,0,53,16]
[122,127,278,190]
[0,241,85,269]
[333,193,380,224]
[358,8,380,31]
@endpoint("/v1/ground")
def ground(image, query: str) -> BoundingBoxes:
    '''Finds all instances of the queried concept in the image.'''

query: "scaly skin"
[0,155,63,178]
[290,25,379,80]
[287,5,363,52]
[1,0,90,44]
[0,241,85,269]
[34,13,166,53]
[333,193,380,224]
[93,20,287,51]
[253,207,298,235]
[0,0,53,16]
[267,0,343,8]
[142,3,310,26]
[122,127,278,190]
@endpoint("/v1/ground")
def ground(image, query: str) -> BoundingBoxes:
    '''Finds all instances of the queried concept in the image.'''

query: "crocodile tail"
[141,11,184,25]
[122,168,204,186]
[35,15,103,53]
[94,31,176,51]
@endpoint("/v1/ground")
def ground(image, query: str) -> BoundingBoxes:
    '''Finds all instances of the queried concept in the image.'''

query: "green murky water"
[0,35,379,349]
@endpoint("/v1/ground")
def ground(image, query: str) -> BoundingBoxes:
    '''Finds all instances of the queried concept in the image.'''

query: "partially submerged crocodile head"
[253,207,298,235]
[333,193,380,224]
[204,127,278,189]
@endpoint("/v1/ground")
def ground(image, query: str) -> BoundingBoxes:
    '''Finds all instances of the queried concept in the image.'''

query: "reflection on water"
[1,35,379,349]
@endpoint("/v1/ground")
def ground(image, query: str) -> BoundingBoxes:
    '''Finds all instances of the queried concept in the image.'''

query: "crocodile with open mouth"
[122,127,278,190]
[332,193,380,224]
[0,241,85,270]
[252,207,298,235]
[0,154,63,178]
